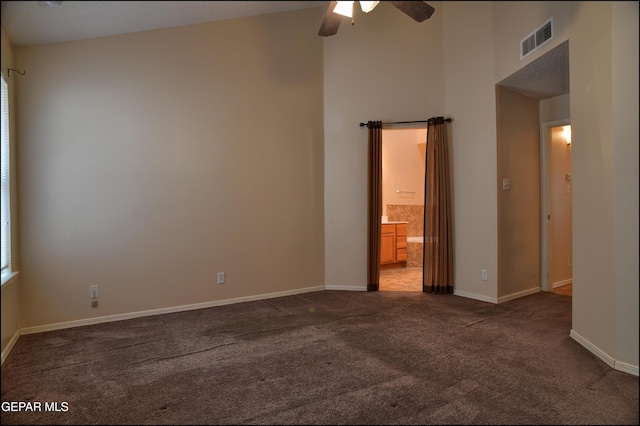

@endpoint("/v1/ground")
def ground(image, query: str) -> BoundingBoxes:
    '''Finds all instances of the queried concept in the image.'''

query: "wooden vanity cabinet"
[380,224,396,264]
[380,223,408,267]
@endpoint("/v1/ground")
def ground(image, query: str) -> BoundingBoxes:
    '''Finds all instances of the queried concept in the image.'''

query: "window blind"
[1,74,11,273]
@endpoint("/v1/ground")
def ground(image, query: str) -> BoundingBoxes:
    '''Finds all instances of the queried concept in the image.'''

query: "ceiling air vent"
[520,17,554,60]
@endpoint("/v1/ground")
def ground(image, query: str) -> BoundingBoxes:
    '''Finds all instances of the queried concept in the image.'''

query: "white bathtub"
[406,237,423,267]
[407,236,438,244]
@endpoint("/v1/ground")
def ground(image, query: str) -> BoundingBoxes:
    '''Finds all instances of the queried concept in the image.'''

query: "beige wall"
[540,93,570,123]
[324,2,445,290]
[611,0,639,370]
[14,8,325,328]
[442,2,498,301]
[1,25,21,363]
[496,86,541,299]
[570,1,638,371]
[570,0,612,365]
[382,128,426,215]
[492,1,572,83]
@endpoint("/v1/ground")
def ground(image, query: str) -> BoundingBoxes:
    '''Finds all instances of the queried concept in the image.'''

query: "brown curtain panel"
[423,117,454,294]
[367,121,383,291]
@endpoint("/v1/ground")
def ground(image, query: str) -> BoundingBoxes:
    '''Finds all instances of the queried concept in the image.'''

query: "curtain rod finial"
[7,68,26,77]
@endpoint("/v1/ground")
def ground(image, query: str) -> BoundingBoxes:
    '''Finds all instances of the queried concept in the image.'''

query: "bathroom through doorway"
[379,127,427,292]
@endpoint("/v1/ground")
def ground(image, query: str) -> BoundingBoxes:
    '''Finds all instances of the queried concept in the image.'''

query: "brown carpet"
[1,290,638,425]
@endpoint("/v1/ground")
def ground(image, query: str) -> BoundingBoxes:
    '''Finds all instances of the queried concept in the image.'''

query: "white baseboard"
[19,285,326,336]
[1,329,20,366]
[453,289,497,304]
[570,329,639,377]
[553,278,572,288]
[454,287,540,304]
[497,286,541,303]
[324,285,367,291]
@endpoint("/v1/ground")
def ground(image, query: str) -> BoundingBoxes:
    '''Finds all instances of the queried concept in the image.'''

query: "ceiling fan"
[318,1,435,37]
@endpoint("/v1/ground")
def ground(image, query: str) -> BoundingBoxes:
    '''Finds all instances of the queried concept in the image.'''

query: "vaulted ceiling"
[2,1,569,100]
[1,1,322,46]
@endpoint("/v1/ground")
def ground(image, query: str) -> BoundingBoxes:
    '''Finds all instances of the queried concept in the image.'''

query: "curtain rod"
[7,68,26,77]
[359,118,452,127]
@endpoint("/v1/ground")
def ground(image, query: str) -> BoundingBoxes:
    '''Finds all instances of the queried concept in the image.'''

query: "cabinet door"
[396,247,408,262]
[380,233,396,264]
[380,232,396,264]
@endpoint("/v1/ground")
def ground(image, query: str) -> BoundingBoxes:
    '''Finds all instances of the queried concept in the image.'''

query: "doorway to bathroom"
[379,127,427,292]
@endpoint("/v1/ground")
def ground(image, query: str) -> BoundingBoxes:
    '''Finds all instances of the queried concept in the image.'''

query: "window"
[1,73,12,281]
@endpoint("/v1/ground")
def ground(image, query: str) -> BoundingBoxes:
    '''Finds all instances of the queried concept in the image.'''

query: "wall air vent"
[520,17,554,60]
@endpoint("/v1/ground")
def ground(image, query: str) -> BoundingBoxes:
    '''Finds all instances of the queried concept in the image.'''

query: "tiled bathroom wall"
[386,204,423,237]
[406,243,423,267]
[387,204,423,267]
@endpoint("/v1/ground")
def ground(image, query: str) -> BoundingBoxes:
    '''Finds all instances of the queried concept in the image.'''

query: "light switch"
[502,179,510,191]
[89,285,99,299]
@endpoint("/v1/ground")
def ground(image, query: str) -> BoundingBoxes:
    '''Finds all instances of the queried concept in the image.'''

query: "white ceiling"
[1,1,325,46]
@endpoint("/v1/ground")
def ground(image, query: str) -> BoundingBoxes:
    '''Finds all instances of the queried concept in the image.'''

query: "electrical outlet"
[91,300,98,308]
[217,272,225,284]
[481,269,488,281]
[89,285,99,299]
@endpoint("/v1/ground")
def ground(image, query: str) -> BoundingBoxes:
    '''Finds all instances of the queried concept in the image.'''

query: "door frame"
[540,119,570,292]
[370,126,427,292]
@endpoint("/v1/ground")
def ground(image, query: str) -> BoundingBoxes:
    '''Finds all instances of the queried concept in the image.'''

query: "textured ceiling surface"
[498,41,570,100]
[1,1,323,46]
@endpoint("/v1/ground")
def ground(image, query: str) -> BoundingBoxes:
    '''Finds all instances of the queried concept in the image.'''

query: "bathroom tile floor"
[379,266,422,292]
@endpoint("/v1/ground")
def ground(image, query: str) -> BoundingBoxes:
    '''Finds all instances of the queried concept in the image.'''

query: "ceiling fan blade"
[318,1,341,37]
[387,1,435,22]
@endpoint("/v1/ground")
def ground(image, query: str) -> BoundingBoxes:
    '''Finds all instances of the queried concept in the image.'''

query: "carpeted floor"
[1,290,637,425]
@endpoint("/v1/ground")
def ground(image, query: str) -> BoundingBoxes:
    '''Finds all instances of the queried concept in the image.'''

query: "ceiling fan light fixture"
[319,1,435,37]
[359,1,380,13]
[333,1,354,18]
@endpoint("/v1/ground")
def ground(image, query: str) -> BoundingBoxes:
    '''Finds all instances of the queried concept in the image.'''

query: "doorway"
[496,40,571,301]
[378,127,426,292]
[541,121,573,293]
